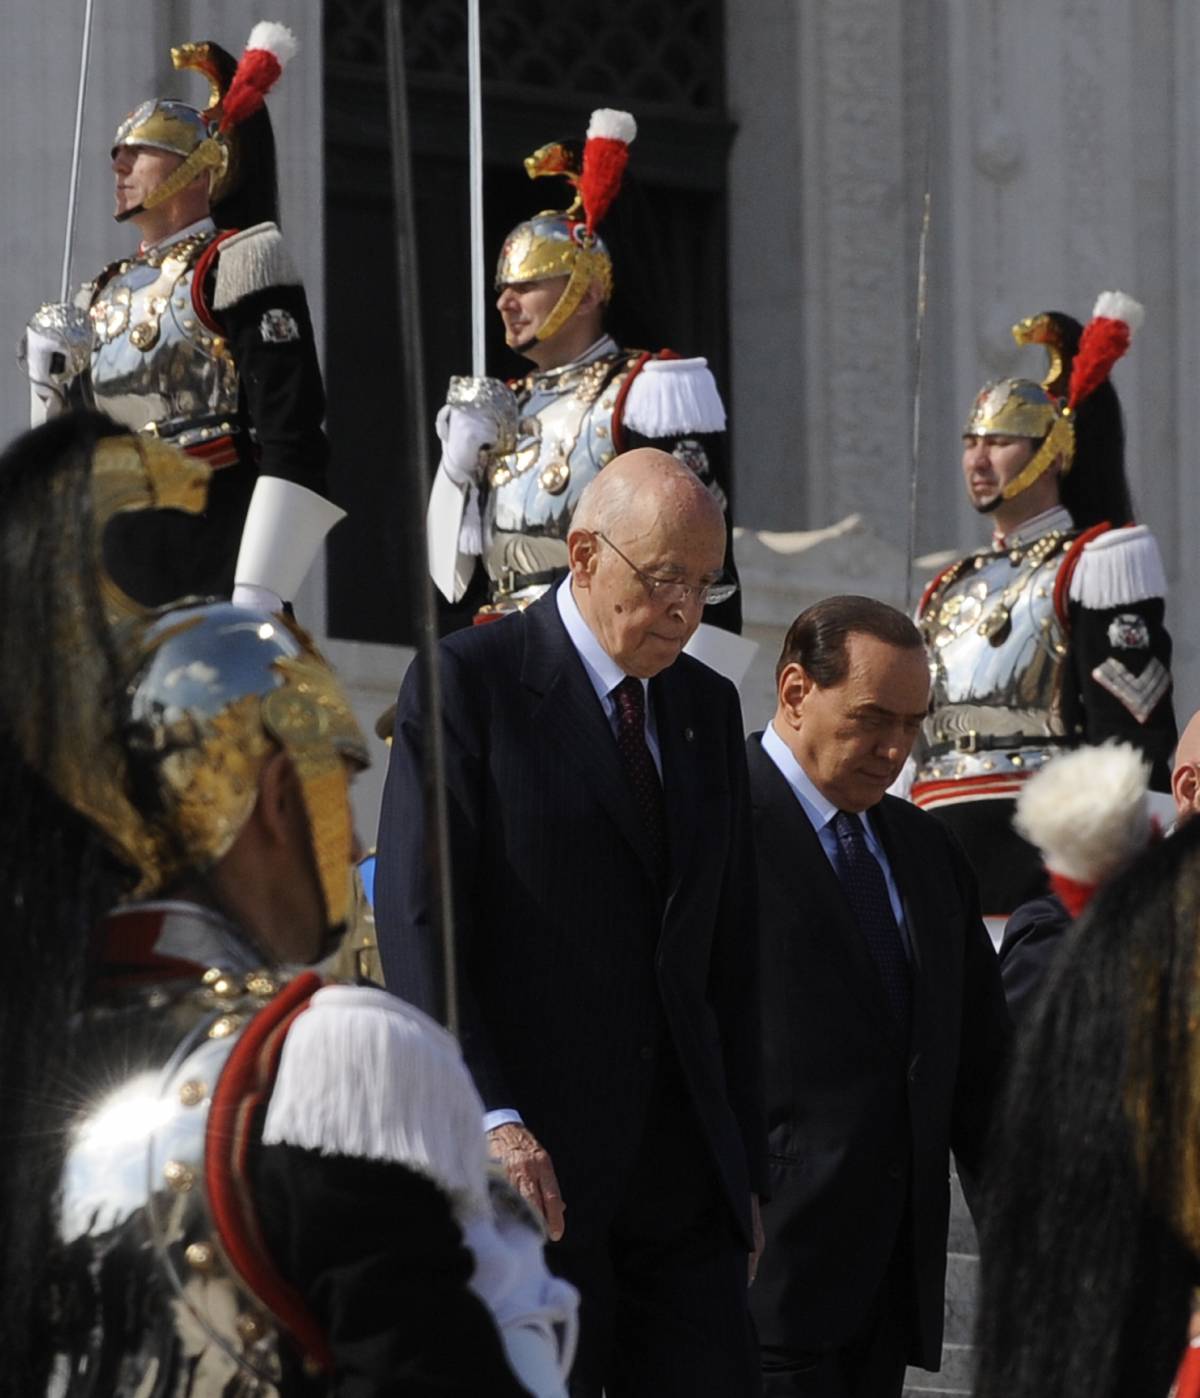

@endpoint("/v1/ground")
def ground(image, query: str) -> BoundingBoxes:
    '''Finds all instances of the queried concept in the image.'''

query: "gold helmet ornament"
[963,291,1144,503]
[0,421,211,892]
[124,603,369,929]
[111,21,297,221]
[495,108,637,345]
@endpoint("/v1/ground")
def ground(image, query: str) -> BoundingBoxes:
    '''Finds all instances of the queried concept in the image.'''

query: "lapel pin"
[684,726,695,742]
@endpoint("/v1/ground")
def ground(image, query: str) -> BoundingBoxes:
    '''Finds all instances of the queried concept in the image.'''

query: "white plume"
[1013,741,1152,884]
[246,21,299,65]
[586,108,637,144]
[1092,290,1145,333]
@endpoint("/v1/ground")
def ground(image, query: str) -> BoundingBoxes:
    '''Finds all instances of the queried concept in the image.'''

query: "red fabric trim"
[911,774,1028,807]
[611,350,654,454]
[1048,871,1093,919]
[1172,1343,1200,1398]
[205,971,332,1373]
[191,229,240,334]
[184,435,240,469]
[1052,522,1111,627]
[96,908,206,986]
[918,559,961,618]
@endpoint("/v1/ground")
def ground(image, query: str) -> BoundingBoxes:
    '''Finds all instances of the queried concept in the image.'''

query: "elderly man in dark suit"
[375,447,767,1398]
[746,596,1009,1398]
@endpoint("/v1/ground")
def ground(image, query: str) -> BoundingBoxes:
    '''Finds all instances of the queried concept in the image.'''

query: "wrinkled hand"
[748,1193,765,1285]
[488,1123,566,1242]
[436,402,497,488]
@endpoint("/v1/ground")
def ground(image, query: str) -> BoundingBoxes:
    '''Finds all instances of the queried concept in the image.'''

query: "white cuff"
[484,1108,524,1133]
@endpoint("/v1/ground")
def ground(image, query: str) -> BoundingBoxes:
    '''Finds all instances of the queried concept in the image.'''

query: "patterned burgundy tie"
[612,677,669,880]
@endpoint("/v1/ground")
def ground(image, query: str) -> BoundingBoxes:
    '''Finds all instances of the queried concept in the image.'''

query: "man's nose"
[496,286,516,310]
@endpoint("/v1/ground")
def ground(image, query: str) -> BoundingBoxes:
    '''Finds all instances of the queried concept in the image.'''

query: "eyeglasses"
[595,532,738,607]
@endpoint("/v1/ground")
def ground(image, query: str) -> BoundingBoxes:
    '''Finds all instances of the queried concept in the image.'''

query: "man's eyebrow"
[851,702,926,721]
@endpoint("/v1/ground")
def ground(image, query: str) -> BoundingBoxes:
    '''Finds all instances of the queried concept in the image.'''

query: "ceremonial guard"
[427,109,742,634]
[19,24,333,608]
[912,294,1176,921]
[0,413,575,1397]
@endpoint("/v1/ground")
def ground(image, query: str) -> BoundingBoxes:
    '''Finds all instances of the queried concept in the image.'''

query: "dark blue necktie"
[832,810,911,1032]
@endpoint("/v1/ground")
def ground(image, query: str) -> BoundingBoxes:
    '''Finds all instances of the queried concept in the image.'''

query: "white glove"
[464,1197,579,1398]
[18,303,91,397]
[436,402,497,489]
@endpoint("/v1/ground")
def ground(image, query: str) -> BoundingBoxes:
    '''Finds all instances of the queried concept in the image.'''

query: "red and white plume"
[578,108,637,237]
[1013,741,1154,917]
[220,21,298,133]
[1066,290,1145,410]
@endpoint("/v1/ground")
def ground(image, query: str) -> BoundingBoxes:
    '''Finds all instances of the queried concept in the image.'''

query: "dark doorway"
[324,0,733,644]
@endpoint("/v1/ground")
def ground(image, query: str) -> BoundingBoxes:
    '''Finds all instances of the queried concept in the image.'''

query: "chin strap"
[1000,410,1076,501]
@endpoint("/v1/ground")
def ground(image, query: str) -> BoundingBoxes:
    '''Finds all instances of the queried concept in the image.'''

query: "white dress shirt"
[484,580,662,1134]
[760,721,910,955]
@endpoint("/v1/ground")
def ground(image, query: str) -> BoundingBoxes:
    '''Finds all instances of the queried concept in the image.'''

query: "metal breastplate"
[915,529,1076,784]
[49,968,294,1395]
[87,233,240,450]
[483,349,633,579]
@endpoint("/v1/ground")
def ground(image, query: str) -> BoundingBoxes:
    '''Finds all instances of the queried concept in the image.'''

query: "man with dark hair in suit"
[375,447,767,1398]
[746,595,1009,1398]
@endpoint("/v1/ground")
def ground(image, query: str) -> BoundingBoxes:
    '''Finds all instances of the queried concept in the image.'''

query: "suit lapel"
[747,738,898,1039]
[871,798,931,1054]
[652,663,703,898]
[519,594,660,884]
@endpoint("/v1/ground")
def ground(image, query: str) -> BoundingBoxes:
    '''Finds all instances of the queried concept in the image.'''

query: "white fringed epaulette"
[212,222,301,310]
[621,356,727,437]
[1068,524,1167,610]
[261,984,490,1218]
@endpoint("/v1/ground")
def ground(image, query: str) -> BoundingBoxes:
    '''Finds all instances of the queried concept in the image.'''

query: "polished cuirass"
[914,527,1076,785]
[85,230,240,451]
[484,338,633,582]
[50,941,293,1395]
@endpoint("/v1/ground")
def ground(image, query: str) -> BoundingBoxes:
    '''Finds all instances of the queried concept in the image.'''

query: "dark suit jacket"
[746,735,1009,1369]
[998,893,1070,1025]
[374,593,766,1248]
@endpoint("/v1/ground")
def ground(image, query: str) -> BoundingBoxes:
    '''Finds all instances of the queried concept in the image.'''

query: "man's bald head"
[572,447,724,542]
[1172,711,1200,824]
[567,449,727,679]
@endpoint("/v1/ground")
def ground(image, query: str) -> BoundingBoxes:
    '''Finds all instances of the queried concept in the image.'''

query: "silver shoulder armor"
[50,970,297,1395]
[483,348,632,581]
[87,231,240,451]
[914,529,1077,791]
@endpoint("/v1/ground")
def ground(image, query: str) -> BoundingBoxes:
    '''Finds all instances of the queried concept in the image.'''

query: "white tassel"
[262,985,491,1219]
[212,222,300,309]
[622,357,726,437]
[586,108,637,144]
[457,484,483,556]
[1013,741,1151,884]
[1092,290,1145,332]
[246,21,299,65]
[1068,524,1167,609]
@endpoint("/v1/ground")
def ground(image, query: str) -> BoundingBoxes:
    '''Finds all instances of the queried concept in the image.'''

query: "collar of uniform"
[761,721,871,837]
[530,333,621,386]
[555,575,648,711]
[993,504,1074,551]
[140,215,216,255]
[98,899,263,984]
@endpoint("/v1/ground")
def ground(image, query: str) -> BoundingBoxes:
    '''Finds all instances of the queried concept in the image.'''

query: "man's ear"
[579,276,607,316]
[1172,760,1199,819]
[567,527,598,588]
[255,748,298,849]
[777,662,813,726]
